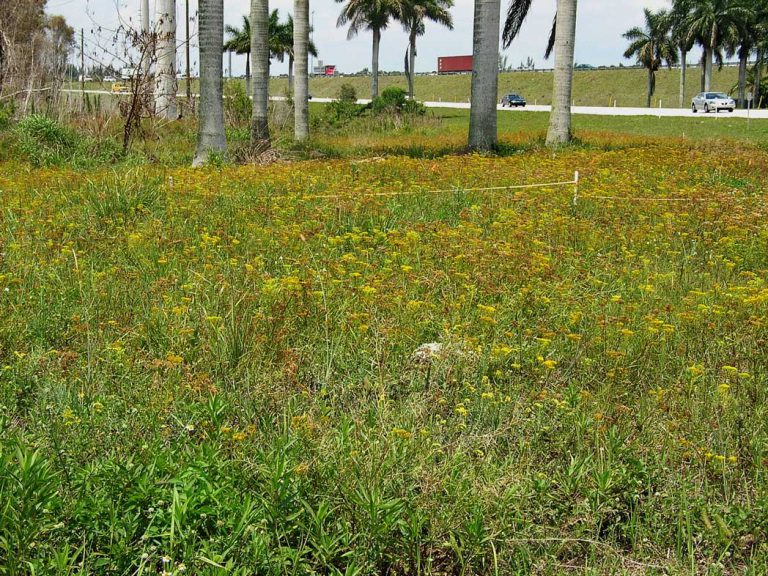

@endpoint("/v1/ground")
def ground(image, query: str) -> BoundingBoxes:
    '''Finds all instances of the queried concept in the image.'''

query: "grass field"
[310,106,768,156]
[2,105,768,574]
[71,65,747,109]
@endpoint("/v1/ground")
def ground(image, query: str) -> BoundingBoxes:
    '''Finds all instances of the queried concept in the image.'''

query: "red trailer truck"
[438,55,473,74]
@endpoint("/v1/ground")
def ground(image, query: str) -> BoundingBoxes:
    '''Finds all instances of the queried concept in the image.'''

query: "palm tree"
[194,0,226,166]
[337,0,401,99]
[224,16,251,95]
[729,0,761,107]
[268,9,285,61]
[400,0,453,100]
[671,0,695,107]
[546,0,577,146]
[686,0,748,92]
[501,0,576,146]
[251,0,270,144]
[294,0,309,141]
[276,14,318,94]
[623,9,677,108]
[754,1,768,105]
[155,0,177,119]
[468,0,501,151]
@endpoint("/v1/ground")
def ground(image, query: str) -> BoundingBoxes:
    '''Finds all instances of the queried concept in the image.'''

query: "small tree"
[120,27,159,153]
[400,0,453,100]
[623,8,677,108]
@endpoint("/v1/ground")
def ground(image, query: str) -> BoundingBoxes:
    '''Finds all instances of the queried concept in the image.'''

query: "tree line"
[623,0,768,108]
[0,0,580,162]
[11,1,767,163]
[0,1,75,109]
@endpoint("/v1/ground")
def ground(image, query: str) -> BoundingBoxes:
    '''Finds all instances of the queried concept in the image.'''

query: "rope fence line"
[301,172,732,205]
[581,195,720,202]
[167,174,579,201]
[170,173,749,204]
[301,173,581,201]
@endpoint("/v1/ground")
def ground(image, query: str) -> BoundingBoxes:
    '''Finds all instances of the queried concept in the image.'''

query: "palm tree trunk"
[294,0,309,141]
[193,0,226,166]
[251,0,270,144]
[155,0,178,119]
[738,49,747,108]
[468,0,501,151]
[408,30,417,100]
[700,50,705,92]
[756,50,763,105]
[679,48,686,108]
[704,45,713,92]
[288,54,294,95]
[546,0,577,147]
[371,28,381,99]
[245,50,251,99]
[646,68,653,108]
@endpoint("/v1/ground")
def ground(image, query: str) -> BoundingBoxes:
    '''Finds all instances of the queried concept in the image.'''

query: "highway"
[61,89,768,119]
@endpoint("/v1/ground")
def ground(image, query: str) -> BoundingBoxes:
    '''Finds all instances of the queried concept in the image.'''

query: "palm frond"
[502,0,534,48]
[544,15,556,60]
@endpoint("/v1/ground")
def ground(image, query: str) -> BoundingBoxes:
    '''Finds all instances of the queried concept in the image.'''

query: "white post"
[572,171,579,207]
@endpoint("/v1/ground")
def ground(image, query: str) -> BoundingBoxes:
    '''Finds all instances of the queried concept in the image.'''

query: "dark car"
[501,93,526,107]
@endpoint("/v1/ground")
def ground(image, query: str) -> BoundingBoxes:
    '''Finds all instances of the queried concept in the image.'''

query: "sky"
[49,0,672,76]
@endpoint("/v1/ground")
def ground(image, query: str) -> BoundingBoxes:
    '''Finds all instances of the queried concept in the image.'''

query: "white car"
[692,92,735,113]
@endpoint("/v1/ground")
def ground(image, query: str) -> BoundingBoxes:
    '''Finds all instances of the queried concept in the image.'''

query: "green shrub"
[12,114,122,167]
[338,83,358,104]
[14,114,78,166]
[371,87,425,116]
[326,84,364,126]
[224,81,252,126]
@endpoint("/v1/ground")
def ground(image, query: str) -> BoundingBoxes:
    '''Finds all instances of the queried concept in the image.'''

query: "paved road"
[62,89,768,119]
[423,100,768,118]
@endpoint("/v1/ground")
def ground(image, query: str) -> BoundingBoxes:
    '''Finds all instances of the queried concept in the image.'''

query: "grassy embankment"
[271,66,743,107]
[71,66,744,108]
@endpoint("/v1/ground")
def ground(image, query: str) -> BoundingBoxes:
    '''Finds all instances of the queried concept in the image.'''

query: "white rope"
[301,177,579,201]
[580,195,715,202]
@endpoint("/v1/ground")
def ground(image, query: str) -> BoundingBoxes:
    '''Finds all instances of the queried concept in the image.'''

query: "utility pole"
[185,0,192,113]
[141,0,150,75]
[80,28,85,94]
